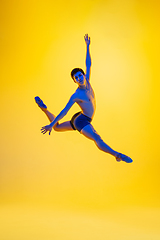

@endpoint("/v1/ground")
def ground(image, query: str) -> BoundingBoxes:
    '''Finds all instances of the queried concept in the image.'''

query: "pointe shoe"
[116,153,133,163]
[35,96,47,110]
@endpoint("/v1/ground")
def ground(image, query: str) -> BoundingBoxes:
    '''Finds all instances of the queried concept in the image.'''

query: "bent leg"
[81,124,119,158]
[54,121,74,131]
[35,96,74,132]
[42,109,73,132]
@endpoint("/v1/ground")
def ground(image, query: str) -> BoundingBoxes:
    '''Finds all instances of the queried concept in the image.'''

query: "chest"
[77,87,95,103]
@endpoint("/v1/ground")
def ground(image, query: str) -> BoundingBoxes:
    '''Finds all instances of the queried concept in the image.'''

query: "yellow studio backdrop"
[0,0,160,239]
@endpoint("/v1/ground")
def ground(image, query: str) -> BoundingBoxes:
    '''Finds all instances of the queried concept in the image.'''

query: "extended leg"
[35,96,73,132]
[81,124,133,163]
[81,124,118,157]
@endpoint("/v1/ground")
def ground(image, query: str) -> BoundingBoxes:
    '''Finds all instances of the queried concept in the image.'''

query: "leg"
[43,109,73,132]
[35,97,73,132]
[81,124,133,163]
[81,124,119,158]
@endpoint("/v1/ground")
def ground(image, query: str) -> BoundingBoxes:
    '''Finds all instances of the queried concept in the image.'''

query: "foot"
[116,153,133,163]
[35,96,47,111]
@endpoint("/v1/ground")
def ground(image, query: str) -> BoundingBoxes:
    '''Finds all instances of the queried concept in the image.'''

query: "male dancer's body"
[35,34,133,163]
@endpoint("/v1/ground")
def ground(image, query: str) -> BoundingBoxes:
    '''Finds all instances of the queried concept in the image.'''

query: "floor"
[0,204,160,240]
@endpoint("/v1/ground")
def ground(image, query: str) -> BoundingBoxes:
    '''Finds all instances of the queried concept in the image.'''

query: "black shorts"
[70,112,92,132]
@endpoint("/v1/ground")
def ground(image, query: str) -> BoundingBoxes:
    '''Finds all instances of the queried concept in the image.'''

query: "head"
[71,68,86,86]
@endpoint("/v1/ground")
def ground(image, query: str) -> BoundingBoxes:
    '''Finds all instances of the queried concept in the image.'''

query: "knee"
[96,138,105,151]
[53,123,59,131]
[94,134,103,146]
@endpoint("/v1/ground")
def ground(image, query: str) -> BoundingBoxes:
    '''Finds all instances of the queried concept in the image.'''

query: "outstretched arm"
[84,34,92,81]
[41,94,77,135]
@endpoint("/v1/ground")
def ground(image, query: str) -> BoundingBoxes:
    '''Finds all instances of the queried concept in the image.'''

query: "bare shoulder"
[70,90,79,102]
[71,88,85,103]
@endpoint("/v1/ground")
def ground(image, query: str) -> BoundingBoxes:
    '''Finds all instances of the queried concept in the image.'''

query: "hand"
[41,124,52,135]
[84,34,90,46]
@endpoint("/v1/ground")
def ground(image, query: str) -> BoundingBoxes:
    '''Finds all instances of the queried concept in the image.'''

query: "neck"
[78,79,87,89]
[79,85,86,89]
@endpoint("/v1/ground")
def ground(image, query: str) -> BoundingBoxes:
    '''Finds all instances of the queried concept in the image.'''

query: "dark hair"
[71,68,85,81]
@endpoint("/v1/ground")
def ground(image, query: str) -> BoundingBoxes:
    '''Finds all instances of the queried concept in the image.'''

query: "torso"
[75,81,96,119]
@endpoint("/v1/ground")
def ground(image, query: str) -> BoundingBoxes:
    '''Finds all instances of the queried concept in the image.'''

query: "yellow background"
[0,0,160,239]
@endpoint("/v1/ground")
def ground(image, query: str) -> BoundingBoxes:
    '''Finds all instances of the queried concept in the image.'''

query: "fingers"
[41,126,52,135]
[41,128,46,134]
[84,33,89,40]
[41,126,47,134]
[84,34,90,44]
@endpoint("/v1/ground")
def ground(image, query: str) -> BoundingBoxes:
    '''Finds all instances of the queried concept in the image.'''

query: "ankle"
[113,152,120,158]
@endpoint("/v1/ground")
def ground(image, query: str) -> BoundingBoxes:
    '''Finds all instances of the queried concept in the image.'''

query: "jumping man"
[35,34,133,163]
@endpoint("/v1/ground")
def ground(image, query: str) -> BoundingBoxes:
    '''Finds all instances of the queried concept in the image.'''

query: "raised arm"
[84,34,91,81]
[41,93,77,135]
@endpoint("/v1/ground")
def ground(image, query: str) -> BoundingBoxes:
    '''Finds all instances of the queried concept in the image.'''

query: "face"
[73,71,86,86]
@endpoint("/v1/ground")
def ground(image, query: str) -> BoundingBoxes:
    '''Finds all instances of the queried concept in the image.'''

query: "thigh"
[81,123,101,141]
[55,121,74,131]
